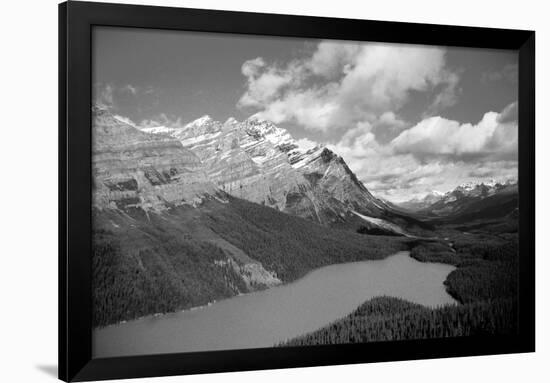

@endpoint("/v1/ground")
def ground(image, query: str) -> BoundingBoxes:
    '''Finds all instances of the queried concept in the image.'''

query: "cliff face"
[92,107,282,308]
[92,106,219,211]
[142,115,389,226]
[163,116,308,213]
[289,146,389,223]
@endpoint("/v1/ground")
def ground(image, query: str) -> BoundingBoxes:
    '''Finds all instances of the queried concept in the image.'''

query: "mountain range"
[91,106,410,326]
[123,109,429,234]
[396,179,518,225]
[138,114,391,225]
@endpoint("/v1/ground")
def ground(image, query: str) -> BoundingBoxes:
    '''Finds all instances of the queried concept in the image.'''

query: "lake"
[93,251,456,357]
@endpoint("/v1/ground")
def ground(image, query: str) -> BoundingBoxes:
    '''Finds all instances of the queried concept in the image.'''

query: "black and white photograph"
[90,26,520,357]
[2,0,548,382]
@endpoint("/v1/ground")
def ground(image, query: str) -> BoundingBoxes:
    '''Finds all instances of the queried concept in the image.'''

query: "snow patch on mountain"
[136,113,397,228]
[186,115,214,128]
[114,115,137,127]
[351,211,410,237]
[141,126,178,135]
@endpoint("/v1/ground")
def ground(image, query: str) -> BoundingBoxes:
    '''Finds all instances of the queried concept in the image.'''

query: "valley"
[282,225,518,346]
[93,251,456,356]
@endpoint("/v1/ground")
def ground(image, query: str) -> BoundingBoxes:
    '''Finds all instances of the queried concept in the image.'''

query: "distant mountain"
[397,191,445,211]
[396,179,518,222]
[427,180,517,217]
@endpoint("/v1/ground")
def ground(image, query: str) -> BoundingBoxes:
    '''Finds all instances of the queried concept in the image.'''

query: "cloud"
[427,71,461,114]
[238,57,299,109]
[378,112,407,128]
[390,102,518,162]
[497,101,518,124]
[238,41,459,132]
[327,102,518,202]
[241,57,266,78]
[308,41,362,78]
[295,137,318,150]
[328,126,449,201]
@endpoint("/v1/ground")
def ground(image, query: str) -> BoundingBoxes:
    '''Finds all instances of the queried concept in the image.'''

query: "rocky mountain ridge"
[92,106,221,212]
[140,113,393,229]
[91,106,419,313]
[397,179,518,217]
[92,106,284,296]
[397,191,445,211]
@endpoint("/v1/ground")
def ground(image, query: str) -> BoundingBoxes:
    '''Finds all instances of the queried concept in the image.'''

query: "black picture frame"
[59,1,535,381]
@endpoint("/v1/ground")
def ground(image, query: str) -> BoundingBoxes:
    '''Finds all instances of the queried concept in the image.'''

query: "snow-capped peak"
[456,181,477,191]
[224,117,239,126]
[185,115,214,128]
[455,178,510,192]
[243,116,294,146]
[406,190,444,204]
[180,115,224,137]
[244,116,279,133]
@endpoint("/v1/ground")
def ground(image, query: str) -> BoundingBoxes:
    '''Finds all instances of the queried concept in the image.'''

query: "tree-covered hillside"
[280,224,518,346]
[93,196,407,327]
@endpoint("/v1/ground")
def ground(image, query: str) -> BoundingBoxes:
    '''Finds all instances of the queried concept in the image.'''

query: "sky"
[93,26,518,202]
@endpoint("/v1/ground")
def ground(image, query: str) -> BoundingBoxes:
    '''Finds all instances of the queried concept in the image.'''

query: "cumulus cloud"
[241,57,266,78]
[427,71,461,114]
[295,137,318,151]
[391,102,518,161]
[328,127,448,202]
[238,41,459,132]
[308,41,362,78]
[328,102,518,201]
[372,112,409,144]
[238,57,296,108]
[378,112,406,128]
[497,101,518,124]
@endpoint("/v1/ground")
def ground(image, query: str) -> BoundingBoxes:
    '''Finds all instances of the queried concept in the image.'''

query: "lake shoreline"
[95,246,418,330]
[93,251,456,357]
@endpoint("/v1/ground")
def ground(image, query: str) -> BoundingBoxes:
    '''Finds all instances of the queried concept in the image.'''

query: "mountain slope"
[427,180,516,216]
[92,106,218,211]
[437,185,518,226]
[141,115,424,235]
[93,196,407,327]
[92,107,408,327]
[396,180,518,222]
